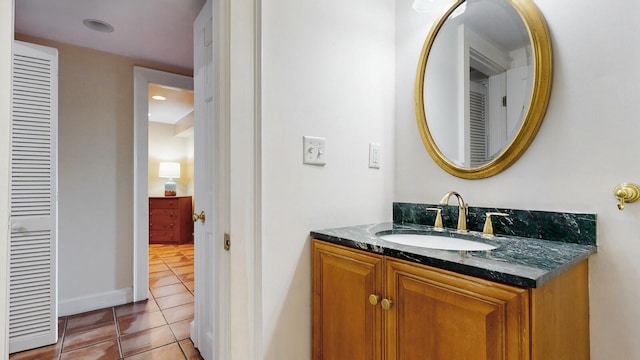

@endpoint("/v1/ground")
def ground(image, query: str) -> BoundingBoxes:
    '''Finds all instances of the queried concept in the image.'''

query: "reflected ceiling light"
[82,19,114,33]
[151,95,167,101]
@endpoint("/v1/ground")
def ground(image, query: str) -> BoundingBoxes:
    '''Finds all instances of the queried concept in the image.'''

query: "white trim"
[132,66,193,302]
[1,1,14,358]
[227,0,262,357]
[58,288,132,317]
[252,0,263,357]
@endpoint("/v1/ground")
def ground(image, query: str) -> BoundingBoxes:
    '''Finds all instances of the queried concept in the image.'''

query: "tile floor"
[9,243,203,360]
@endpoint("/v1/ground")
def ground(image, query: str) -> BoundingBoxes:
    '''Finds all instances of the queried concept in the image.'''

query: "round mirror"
[415,0,552,179]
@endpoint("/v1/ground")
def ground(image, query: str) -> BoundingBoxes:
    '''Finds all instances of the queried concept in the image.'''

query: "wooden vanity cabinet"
[312,239,384,360]
[149,196,193,244]
[312,239,590,360]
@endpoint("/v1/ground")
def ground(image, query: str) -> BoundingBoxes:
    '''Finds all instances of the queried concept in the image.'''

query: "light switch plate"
[303,136,326,166]
[369,143,381,169]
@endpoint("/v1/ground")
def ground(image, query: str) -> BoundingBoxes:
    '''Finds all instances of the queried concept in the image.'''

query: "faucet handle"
[483,212,509,237]
[425,208,444,231]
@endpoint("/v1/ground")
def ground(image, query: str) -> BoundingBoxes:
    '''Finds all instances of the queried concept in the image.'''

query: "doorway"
[132,67,194,302]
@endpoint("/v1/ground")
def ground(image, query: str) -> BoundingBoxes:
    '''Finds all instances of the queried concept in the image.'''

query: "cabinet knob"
[381,298,393,310]
[368,294,380,306]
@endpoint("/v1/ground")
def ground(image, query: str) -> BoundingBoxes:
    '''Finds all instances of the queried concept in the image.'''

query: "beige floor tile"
[115,299,160,318]
[170,265,194,275]
[149,263,170,273]
[124,343,185,360]
[60,339,120,360]
[149,275,182,288]
[149,270,174,279]
[162,303,194,324]
[151,283,190,299]
[179,339,204,360]
[118,311,167,336]
[66,308,114,333]
[169,319,191,341]
[120,325,176,357]
[62,322,117,352]
[156,292,194,310]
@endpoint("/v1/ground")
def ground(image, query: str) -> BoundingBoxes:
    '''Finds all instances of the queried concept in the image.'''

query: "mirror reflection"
[424,0,532,168]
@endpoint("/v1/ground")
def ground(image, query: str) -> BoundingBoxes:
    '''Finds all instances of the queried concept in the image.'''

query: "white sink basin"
[377,233,497,251]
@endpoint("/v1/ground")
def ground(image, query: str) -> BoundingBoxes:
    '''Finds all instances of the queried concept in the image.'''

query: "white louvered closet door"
[9,41,58,354]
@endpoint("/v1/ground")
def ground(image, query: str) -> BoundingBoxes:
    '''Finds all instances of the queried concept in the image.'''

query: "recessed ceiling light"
[83,19,114,33]
[152,95,167,101]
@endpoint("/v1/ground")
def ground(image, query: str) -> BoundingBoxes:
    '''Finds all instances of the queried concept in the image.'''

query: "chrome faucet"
[438,191,468,233]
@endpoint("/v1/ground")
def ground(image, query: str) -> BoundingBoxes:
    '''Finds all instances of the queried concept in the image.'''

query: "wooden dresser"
[149,196,194,244]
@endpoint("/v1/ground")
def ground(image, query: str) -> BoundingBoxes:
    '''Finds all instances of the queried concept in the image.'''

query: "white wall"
[396,1,640,358]
[148,122,194,197]
[261,0,395,357]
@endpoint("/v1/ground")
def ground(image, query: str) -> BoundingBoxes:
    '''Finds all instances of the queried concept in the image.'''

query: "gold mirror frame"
[415,0,552,179]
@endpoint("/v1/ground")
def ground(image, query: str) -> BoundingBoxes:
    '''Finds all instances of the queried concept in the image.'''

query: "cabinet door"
[385,259,529,360]
[312,240,384,360]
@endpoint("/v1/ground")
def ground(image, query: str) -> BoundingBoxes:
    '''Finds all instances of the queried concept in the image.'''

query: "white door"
[9,40,58,354]
[192,0,230,359]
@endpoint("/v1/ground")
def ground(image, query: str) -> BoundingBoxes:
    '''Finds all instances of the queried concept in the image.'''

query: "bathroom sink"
[376,233,497,251]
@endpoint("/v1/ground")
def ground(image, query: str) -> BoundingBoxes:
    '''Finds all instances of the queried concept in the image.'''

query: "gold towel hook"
[613,183,640,210]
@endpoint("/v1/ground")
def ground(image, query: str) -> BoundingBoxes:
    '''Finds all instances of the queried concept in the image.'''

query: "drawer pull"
[381,298,393,310]
[368,294,380,306]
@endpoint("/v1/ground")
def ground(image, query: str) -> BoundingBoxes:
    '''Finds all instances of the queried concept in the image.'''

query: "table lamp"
[159,162,180,196]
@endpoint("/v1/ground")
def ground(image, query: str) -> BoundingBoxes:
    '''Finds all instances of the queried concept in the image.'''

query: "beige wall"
[395,1,640,359]
[148,122,194,197]
[14,34,191,314]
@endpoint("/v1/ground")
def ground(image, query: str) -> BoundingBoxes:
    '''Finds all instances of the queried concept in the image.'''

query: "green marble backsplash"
[393,202,596,245]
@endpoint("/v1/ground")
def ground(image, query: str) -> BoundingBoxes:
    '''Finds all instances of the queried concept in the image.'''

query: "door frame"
[132,66,194,302]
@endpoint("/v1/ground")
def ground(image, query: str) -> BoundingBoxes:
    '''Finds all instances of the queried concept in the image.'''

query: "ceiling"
[15,0,203,125]
[14,0,206,70]
[148,84,194,125]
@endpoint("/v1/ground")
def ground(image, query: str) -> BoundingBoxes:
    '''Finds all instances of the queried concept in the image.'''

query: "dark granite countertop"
[310,222,597,288]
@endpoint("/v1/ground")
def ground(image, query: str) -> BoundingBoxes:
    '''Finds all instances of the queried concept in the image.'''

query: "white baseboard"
[58,288,134,316]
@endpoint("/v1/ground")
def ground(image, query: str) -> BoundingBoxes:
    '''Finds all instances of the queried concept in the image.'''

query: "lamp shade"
[159,162,181,179]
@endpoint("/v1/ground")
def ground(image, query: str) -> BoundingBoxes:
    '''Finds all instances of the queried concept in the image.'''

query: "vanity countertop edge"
[310,222,597,288]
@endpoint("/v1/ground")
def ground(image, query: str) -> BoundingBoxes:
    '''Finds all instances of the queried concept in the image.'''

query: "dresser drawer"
[149,230,176,242]
[149,198,179,209]
[149,215,176,231]
[149,209,177,220]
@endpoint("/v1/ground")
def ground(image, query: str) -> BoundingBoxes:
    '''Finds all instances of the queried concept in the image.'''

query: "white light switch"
[369,143,381,169]
[303,136,326,166]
